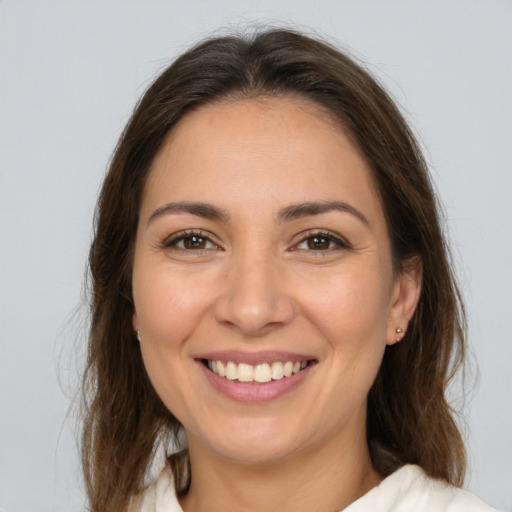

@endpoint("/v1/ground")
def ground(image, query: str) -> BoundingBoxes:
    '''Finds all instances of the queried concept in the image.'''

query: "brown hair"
[82,28,466,512]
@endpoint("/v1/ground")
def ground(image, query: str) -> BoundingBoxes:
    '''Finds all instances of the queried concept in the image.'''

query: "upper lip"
[194,350,317,365]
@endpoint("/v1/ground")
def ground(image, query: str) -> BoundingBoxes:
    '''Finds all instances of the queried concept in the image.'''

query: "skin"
[132,97,421,512]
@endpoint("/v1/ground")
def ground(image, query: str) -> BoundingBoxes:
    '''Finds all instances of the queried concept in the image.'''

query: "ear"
[386,256,422,346]
[132,309,140,332]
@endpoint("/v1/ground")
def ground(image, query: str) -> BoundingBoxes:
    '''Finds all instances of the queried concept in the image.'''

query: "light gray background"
[1,1,511,511]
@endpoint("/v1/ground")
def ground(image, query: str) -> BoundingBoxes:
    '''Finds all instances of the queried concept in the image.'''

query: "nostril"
[212,295,296,337]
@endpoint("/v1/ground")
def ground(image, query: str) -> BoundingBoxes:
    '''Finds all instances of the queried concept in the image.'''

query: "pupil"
[308,236,329,250]
[185,236,205,249]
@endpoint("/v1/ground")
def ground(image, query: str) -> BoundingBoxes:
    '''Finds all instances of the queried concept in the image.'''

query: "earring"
[136,330,141,342]
[395,327,404,342]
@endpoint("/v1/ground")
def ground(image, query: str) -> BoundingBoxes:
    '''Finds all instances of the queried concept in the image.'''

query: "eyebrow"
[277,201,369,226]
[147,200,369,227]
[147,201,230,226]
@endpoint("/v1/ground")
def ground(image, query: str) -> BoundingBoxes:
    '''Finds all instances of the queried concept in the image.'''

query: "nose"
[213,252,295,337]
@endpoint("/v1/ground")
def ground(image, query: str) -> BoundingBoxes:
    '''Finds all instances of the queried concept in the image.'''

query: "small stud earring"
[395,327,404,342]
[136,331,141,342]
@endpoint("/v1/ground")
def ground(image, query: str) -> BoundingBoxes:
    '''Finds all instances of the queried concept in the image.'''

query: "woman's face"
[132,97,419,465]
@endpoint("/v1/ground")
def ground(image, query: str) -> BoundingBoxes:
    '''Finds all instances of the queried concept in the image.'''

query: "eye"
[163,231,219,251]
[294,231,350,252]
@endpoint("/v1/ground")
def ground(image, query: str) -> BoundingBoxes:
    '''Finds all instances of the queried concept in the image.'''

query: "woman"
[82,29,498,511]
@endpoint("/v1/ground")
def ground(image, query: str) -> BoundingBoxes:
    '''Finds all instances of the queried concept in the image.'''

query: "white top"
[132,464,499,512]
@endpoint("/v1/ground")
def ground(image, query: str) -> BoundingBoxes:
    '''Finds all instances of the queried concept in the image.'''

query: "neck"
[179,431,381,512]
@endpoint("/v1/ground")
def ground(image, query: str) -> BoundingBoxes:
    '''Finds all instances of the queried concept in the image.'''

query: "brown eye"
[294,231,350,252]
[164,231,218,251]
[183,235,207,250]
[306,235,332,250]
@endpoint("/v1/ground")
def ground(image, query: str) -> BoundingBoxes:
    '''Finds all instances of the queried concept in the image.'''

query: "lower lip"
[196,361,313,402]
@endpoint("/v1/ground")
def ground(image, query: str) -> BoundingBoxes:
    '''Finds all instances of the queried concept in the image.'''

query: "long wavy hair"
[82,28,466,512]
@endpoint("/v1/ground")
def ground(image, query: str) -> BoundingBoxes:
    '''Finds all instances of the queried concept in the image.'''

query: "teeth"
[271,362,284,380]
[207,359,309,382]
[225,361,237,380]
[237,363,254,382]
[254,363,271,383]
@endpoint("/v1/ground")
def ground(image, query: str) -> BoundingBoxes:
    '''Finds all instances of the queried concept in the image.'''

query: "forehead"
[160,96,357,163]
[143,96,384,223]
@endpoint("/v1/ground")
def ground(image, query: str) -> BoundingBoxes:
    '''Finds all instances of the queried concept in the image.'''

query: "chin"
[217,440,299,466]
[191,420,306,466]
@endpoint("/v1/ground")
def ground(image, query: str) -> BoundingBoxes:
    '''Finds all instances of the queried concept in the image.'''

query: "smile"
[196,354,317,401]
[205,360,310,383]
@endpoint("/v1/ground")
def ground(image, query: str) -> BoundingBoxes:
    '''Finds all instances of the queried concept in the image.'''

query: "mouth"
[196,353,317,402]
[200,358,316,383]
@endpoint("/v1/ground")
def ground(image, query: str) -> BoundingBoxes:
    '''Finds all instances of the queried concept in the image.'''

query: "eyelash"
[162,229,351,253]
[292,230,351,252]
[162,230,219,251]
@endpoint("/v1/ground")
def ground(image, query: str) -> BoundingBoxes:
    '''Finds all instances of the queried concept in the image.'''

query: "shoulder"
[127,465,182,512]
[345,465,500,512]
[128,463,500,512]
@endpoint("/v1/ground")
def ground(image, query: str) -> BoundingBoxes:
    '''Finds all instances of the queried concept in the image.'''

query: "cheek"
[298,265,392,400]
[300,268,392,347]
[133,269,217,420]
[134,266,215,344]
